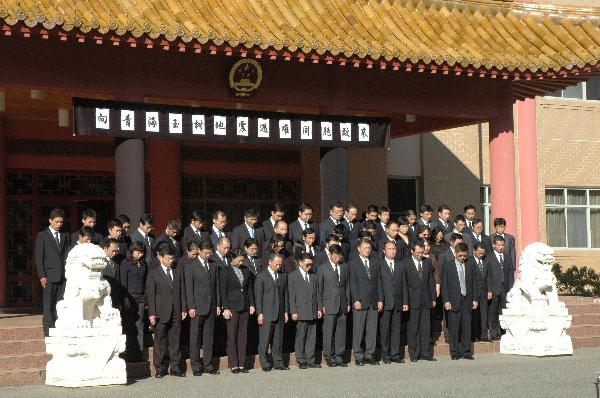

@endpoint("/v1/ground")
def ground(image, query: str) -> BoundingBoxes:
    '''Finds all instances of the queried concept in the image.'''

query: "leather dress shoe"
[262,367,272,372]
[383,358,391,364]
[298,363,308,369]
[239,368,249,373]
[336,362,348,367]
[307,363,322,368]
[327,361,337,367]
[231,368,240,374]
[423,357,437,362]
[451,355,461,360]
[192,370,202,376]
[170,370,186,377]
[274,366,290,370]
[463,355,475,360]
[410,357,418,362]
[355,360,364,366]
[205,368,220,375]
[391,358,405,364]
[155,371,166,378]
[365,358,380,365]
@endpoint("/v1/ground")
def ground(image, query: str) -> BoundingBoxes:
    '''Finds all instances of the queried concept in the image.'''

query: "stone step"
[0,326,44,340]
[572,335,600,349]
[0,353,51,371]
[0,368,45,386]
[568,325,600,337]
[560,296,600,304]
[571,313,600,326]
[567,304,600,315]
[0,340,46,356]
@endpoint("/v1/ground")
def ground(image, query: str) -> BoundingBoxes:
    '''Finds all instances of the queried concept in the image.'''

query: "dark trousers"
[322,311,346,364]
[447,296,473,357]
[407,306,431,359]
[294,319,316,365]
[258,316,284,369]
[489,292,507,339]
[153,316,181,373]
[226,311,249,369]
[352,307,378,361]
[189,309,215,372]
[380,309,402,360]
[42,281,64,336]
[472,292,490,340]
[123,293,146,359]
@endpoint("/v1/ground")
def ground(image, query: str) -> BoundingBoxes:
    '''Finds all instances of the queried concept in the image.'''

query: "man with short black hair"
[101,238,123,307]
[210,210,230,249]
[182,210,209,246]
[313,234,340,266]
[116,214,132,248]
[417,204,434,228]
[70,208,103,245]
[469,243,491,342]
[442,242,478,360]
[106,218,127,262]
[445,215,466,244]
[431,205,452,235]
[243,238,263,276]
[289,203,318,245]
[261,203,286,243]
[231,208,262,254]
[487,235,515,341]
[490,218,516,267]
[463,205,477,233]
[210,236,231,269]
[35,209,70,336]
[319,201,344,246]
[155,219,183,263]
[342,204,360,241]
[131,214,156,264]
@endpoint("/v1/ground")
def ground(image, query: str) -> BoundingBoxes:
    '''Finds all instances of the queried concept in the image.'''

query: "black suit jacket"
[341,218,360,241]
[209,228,231,251]
[487,251,515,296]
[184,257,220,316]
[431,218,452,235]
[348,257,383,309]
[318,217,338,246]
[441,258,478,312]
[380,258,408,311]
[131,229,156,264]
[468,256,490,297]
[145,264,185,323]
[210,252,230,269]
[35,228,70,283]
[219,265,254,312]
[316,261,350,315]
[254,269,288,321]
[243,256,264,276]
[377,236,405,261]
[288,269,318,320]
[289,219,319,246]
[403,257,436,309]
[155,232,183,263]
[260,219,276,243]
[70,231,103,246]
[231,223,262,252]
[181,225,209,246]
[489,233,516,267]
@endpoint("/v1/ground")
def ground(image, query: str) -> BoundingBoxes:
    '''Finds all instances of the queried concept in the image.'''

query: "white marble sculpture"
[45,243,127,387]
[500,242,573,356]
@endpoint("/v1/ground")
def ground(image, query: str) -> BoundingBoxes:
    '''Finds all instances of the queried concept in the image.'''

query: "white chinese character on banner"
[358,123,370,142]
[146,112,159,132]
[279,120,291,139]
[192,115,205,135]
[169,113,182,134]
[237,116,249,136]
[301,121,312,140]
[258,118,270,138]
[214,116,227,135]
[121,110,134,131]
[96,108,110,129]
[321,122,333,141]
[340,122,352,142]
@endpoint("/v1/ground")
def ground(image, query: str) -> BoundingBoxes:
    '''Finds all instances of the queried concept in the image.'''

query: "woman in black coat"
[220,248,255,373]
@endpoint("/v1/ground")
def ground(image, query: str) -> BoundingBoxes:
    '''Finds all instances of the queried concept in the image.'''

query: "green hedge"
[552,263,600,297]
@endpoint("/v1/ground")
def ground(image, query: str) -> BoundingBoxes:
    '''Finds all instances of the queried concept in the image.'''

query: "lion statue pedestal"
[45,243,127,387]
[500,242,573,357]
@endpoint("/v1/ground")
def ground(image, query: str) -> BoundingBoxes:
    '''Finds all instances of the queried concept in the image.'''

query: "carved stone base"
[45,331,127,387]
[500,310,573,357]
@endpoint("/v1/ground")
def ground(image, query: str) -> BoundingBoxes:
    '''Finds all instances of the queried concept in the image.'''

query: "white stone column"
[115,139,145,224]
[320,147,348,213]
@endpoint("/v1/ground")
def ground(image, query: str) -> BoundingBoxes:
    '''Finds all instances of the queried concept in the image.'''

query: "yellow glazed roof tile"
[1,0,600,73]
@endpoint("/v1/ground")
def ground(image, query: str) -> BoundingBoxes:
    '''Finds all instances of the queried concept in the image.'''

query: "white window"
[545,188,600,248]
[480,186,491,235]
[546,78,600,101]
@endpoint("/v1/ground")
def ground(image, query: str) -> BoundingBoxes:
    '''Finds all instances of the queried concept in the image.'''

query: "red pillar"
[517,98,539,247]
[0,114,6,307]
[147,139,181,230]
[489,85,518,237]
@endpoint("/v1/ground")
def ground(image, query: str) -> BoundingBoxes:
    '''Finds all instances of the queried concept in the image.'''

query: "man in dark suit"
[130,213,156,265]
[445,215,466,244]
[487,235,515,341]
[374,206,390,245]
[463,205,477,233]
[376,221,403,261]
[35,209,70,336]
[231,208,262,253]
[185,239,221,375]
[146,244,187,377]
[155,219,183,264]
[349,238,383,366]
[313,234,339,267]
[430,205,452,235]
[405,209,419,242]
[101,238,123,308]
[341,204,360,242]
[469,243,491,342]
[490,218,516,267]
[255,253,289,371]
[417,204,434,229]
[318,201,344,246]
[69,208,103,245]
[403,239,436,362]
[210,236,231,269]
[288,202,318,245]
[181,210,209,246]
[209,210,230,250]
[106,218,127,263]
[243,238,263,276]
[301,228,321,260]
[261,220,292,256]
[316,244,349,367]
[462,218,490,256]
[442,243,478,360]
[66,226,94,257]
[116,214,132,249]
[288,253,321,369]
[380,241,409,364]
[261,202,285,243]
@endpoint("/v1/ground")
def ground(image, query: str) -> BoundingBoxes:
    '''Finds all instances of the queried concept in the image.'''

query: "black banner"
[73,98,389,147]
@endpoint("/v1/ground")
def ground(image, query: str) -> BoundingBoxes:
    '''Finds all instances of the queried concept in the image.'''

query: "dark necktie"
[334,264,340,282]
[478,259,484,273]
[166,267,173,286]
[389,261,394,273]
[203,260,210,273]
[146,235,151,248]
[250,257,256,272]
[417,260,423,279]
[196,229,201,239]
[302,222,307,230]
[363,259,371,279]
[54,231,60,246]
[499,254,505,282]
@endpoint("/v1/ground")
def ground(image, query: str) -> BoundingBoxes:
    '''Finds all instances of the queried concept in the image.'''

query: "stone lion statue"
[505,242,563,313]
[55,243,121,329]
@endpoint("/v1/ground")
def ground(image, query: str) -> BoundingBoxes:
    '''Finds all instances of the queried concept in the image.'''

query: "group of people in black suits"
[34,200,516,376]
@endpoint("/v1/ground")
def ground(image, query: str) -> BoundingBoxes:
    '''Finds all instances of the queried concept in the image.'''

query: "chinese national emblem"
[229,59,262,98]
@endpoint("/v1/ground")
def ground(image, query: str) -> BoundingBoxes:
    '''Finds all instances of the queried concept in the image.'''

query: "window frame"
[544,79,600,102]
[480,185,491,236]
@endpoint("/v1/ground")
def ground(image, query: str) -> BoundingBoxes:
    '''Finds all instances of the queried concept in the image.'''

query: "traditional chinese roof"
[1,0,600,98]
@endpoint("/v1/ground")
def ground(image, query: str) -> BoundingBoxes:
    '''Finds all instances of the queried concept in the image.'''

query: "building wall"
[347,147,388,210]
